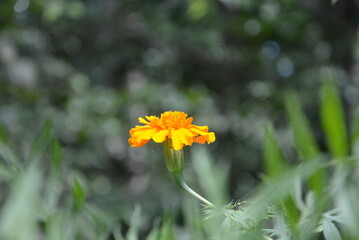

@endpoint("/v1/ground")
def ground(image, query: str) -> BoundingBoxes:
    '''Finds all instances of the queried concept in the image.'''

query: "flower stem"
[171,171,214,207]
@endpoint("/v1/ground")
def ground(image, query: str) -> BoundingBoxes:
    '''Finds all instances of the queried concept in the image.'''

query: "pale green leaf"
[323,219,342,240]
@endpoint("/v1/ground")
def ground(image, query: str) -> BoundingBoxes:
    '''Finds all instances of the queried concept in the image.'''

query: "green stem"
[171,171,214,207]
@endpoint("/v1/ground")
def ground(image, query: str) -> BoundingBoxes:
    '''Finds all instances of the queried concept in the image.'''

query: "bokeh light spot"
[276,57,294,78]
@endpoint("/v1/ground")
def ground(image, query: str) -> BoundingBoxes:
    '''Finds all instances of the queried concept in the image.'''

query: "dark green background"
[0,0,359,238]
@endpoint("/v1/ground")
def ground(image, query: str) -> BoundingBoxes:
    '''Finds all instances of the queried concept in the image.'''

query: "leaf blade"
[320,68,348,159]
[323,219,342,240]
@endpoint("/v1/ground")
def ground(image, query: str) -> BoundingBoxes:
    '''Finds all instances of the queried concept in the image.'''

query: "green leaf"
[127,205,141,240]
[285,92,325,194]
[146,221,159,240]
[183,197,204,238]
[351,108,359,156]
[281,197,299,230]
[0,121,9,144]
[333,167,359,238]
[285,92,320,159]
[158,215,174,240]
[247,159,326,237]
[85,205,112,239]
[323,219,342,240]
[51,139,62,174]
[72,178,86,210]
[0,162,42,240]
[320,68,348,159]
[263,123,300,228]
[146,216,174,240]
[263,122,286,178]
[0,122,20,170]
[113,226,125,240]
[0,162,13,181]
[29,120,53,162]
[0,137,20,167]
[191,146,229,206]
[46,213,67,240]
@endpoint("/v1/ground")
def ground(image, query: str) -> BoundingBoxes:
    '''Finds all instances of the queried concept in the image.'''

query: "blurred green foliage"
[1,0,359,239]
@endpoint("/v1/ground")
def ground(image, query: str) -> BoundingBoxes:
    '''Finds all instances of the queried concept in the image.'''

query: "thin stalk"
[171,171,214,207]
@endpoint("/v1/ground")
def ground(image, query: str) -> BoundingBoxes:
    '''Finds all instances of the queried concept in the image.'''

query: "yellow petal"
[171,130,184,150]
[191,125,208,131]
[177,128,195,146]
[132,126,158,139]
[145,116,157,122]
[152,130,169,143]
[188,127,208,136]
[129,111,216,149]
[138,117,150,124]
[170,128,195,150]
[208,132,215,142]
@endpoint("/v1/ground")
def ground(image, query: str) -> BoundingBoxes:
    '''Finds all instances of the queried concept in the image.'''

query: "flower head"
[128,111,215,150]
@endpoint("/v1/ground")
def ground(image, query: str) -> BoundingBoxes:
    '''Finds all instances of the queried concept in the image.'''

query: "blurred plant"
[255,67,358,240]
[178,67,359,240]
[0,121,116,240]
[1,69,359,240]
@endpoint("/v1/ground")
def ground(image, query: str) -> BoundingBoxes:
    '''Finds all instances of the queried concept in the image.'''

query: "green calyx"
[163,139,184,173]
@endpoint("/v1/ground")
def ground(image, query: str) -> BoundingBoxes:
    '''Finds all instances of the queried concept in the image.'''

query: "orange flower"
[128,111,216,150]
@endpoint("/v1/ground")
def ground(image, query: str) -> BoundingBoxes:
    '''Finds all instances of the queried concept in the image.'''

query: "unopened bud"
[163,139,184,173]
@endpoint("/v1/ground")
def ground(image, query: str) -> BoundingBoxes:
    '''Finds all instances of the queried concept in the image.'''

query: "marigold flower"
[129,111,215,206]
[128,111,216,150]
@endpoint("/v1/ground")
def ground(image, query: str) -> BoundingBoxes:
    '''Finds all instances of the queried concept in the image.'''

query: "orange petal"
[128,137,150,147]
[194,132,216,144]
[193,136,206,144]
[185,117,193,126]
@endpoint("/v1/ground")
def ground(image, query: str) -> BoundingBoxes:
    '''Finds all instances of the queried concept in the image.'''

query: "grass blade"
[72,177,86,211]
[51,138,63,174]
[191,146,229,206]
[0,162,42,240]
[0,122,9,144]
[29,119,53,162]
[263,122,286,178]
[158,214,174,240]
[320,68,348,159]
[0,121,20,168]
[285,92,319,159]
[351,108,359,156]
[0,138,20,168]
[285,92,325,195]
[127,205,141,240]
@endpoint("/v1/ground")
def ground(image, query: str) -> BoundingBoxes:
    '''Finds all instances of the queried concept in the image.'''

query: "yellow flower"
[128,111,216,150]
